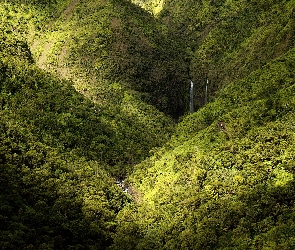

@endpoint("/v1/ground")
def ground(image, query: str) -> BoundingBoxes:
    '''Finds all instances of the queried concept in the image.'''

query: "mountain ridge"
[1,0,295,249]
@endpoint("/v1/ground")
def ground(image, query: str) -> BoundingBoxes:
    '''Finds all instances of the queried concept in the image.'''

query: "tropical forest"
[1,0,295,249]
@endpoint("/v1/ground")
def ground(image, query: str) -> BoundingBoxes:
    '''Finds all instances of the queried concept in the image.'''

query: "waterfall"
[190,80,194,113]
[205,78,208,104]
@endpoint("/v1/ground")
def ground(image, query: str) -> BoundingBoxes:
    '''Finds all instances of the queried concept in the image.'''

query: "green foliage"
[130,0,165,15]
[112,48,295,249]
[0,2,176,247]
[0,1,175,167]
[0,3,33,61]
[156,0,295,105]
[0,54,173,173]
[2,0,295,249]
[31,0,189,117]
[0,112,130,249]
[0,54,129,248]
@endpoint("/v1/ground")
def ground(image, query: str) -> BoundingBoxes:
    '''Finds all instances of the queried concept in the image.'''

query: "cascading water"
[190,80,194,113]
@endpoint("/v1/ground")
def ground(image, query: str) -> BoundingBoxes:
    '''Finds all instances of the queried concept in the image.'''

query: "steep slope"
[0,57,130,249]
[0,1,174,248]
[112,1,295,249]
[2,0,295,249]
[31,0,189,117]
[114,46,295,250]
[156,0,295,107]
[0,0,176,180]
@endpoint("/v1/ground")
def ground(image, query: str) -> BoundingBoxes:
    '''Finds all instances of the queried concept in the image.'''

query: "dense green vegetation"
[1,0,295,249]
[130,0,165,15]
[31,0,189,117]
[114,48,295,249]
[157,0,295,105]
[0,1,173,248]
[113,0,295,249]
[0,58,129,249]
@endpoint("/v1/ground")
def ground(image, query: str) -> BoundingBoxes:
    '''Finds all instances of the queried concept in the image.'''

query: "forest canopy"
[1,0,295,249]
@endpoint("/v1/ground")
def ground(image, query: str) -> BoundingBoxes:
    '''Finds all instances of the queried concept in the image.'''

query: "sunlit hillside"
[112,0,295,249]
[31,0,189,117]
[115,48,295,249]
[1,0,173,248]
[1,0,295,249]
[130,0,165,15]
